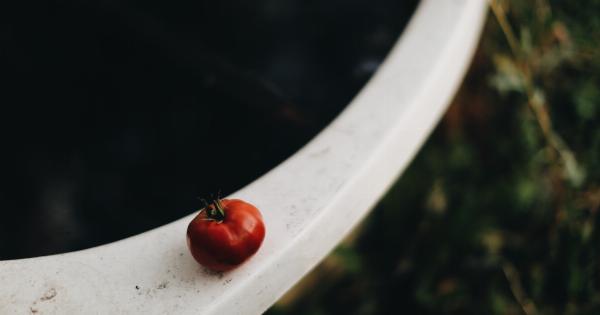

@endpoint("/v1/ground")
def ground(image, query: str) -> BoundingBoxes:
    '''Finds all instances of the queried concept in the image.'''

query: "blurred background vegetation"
[267,1,600,314]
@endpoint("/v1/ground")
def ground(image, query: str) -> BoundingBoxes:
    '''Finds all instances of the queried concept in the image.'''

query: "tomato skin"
[186,199,265,272]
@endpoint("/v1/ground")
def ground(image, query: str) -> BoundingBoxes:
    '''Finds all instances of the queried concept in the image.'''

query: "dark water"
[0,0,417,259]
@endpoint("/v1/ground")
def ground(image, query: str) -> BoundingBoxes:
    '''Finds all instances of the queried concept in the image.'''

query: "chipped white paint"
[0,1,488,314]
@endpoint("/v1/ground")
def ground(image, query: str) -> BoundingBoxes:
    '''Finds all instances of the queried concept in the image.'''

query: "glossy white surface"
[0,1,488,314]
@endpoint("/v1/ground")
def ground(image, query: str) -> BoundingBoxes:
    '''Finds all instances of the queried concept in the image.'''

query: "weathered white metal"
[0,1,488,314]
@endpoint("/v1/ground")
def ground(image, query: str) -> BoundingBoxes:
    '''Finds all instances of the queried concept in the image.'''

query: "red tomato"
[186,198,265,272]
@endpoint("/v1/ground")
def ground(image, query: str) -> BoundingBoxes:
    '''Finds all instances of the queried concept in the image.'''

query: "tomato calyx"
[199,198,226,223]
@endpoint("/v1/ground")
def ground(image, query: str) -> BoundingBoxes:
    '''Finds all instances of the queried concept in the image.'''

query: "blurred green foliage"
[268,1,600,314]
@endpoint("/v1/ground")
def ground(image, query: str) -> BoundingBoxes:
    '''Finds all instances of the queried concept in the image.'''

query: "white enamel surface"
[0,1,488,314]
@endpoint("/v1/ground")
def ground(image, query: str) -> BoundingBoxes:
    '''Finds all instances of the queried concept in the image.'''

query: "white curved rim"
[0,1,488,314]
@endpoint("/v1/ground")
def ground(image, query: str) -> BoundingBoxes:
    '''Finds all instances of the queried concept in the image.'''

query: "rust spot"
[157,281,168,290]
[40,288,57,301]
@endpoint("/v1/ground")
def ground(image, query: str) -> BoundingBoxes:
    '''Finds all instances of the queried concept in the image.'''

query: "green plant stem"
[490,0,582,185]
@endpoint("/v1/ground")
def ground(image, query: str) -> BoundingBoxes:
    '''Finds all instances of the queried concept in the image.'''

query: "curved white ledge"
[0,1,488,314]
